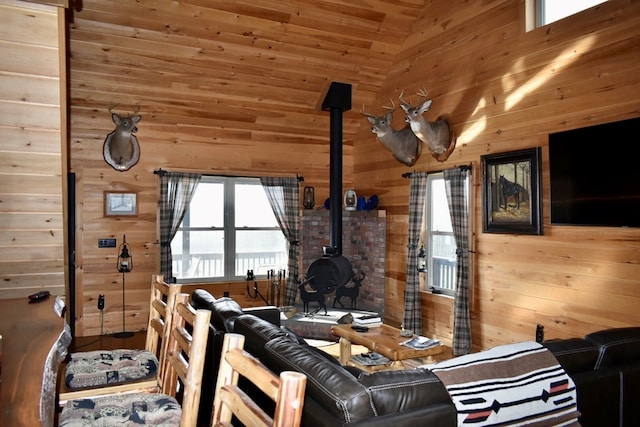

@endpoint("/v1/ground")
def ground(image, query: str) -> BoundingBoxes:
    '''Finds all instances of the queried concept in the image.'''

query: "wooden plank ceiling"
[68,0,426,149]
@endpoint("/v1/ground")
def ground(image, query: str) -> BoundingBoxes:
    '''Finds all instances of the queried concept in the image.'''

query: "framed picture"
[104,192,137,216]
[481,147,542,235]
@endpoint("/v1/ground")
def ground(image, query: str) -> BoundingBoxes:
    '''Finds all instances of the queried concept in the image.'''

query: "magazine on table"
[351,352,391,366]
[400,336,441,350]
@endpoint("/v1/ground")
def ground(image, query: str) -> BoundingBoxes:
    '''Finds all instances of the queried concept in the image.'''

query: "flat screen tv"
[549,116,640,227]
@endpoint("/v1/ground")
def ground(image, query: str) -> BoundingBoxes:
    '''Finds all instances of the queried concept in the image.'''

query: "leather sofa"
[190,289,456,426]
[189,289,281,427]
[190,289,640,427]
[542,327,640,427]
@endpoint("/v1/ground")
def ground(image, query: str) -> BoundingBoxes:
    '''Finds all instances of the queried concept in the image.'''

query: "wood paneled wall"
[354,0,640,350]
[0,0,66,299]
[66,0,426,336]
[63,0,640,345]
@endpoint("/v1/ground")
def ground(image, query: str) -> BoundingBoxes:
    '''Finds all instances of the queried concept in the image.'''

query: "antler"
[108,103,140,116]
[398,90,409,107]
[107,102,120,114]
[359,104,377,119]
[417,88,429,98]
[383,98,396,111]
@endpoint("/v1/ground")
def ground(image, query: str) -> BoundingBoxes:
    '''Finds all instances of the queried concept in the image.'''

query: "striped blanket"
[425,341,581,426]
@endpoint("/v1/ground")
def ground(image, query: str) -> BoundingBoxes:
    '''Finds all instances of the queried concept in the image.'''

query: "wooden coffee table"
[331,323,443,368]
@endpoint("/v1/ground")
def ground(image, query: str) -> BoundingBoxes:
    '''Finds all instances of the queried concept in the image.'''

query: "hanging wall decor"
[104,191,137,217]
[360,104,422,166]
[399,89,456,162]
[481,147,542,235]
[103,104,141,171]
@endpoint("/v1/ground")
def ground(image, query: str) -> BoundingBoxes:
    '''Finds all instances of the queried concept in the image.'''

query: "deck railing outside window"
[173,251,286,280]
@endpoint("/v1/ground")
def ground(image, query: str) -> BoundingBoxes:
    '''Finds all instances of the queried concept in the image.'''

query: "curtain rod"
[401,164,472,179]
[153,168,304,181]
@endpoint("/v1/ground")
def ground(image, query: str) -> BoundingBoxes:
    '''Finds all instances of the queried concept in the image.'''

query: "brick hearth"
[299,209,386,318]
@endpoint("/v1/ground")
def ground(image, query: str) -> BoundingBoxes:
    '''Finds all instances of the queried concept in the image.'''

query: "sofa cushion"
[190,289,217,311]
[543,338,598,374]
[264,338,376,423]
[210,297,244,331]
[585,327,640,369]
[233,314,292,358]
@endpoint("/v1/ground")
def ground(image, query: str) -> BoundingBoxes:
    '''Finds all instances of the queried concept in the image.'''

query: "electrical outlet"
[98,294,105,309]
[98,238,116,248]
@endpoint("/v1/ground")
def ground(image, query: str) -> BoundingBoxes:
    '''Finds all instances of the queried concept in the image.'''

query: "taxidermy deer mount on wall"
[399,89,456,162]
[103,103,141,172]
[360,102,422,166]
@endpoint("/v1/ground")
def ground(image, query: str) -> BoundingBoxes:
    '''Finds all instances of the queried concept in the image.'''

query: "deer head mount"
[361,102,422,166]
[399,89,456,162]
[103,103,141,172]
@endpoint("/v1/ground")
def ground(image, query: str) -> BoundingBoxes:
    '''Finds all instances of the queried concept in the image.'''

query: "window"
[171,176,287,282]
[526,0,607,30]
[422,172,469,296]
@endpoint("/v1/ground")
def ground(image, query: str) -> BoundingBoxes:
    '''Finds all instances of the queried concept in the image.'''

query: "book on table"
[353,314,381,324]
[352,320,382,327]
[400,336,441,350]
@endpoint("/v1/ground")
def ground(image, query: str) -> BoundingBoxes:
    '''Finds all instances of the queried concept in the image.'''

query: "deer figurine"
[361,103,421,166]
[333,270,365,309]
[103,103,141,171]
[399,89,456,162]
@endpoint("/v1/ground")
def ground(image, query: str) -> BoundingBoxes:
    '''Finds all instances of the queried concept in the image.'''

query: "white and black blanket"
[424,341,581,426]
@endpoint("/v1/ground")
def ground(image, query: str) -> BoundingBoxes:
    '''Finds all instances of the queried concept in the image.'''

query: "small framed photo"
[104,192,137,216]
[481,147,542,235]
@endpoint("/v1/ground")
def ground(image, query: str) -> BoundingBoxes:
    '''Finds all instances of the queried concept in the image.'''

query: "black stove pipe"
[328,106,343,255]
[322,82,352,256]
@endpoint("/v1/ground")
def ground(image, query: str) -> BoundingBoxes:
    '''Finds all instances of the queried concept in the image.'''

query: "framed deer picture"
[481,147,542,235]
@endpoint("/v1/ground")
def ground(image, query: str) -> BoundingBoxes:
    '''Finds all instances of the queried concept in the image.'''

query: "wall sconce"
[114,235,134,338]
[303,186,315,209]
[417,244,426,272]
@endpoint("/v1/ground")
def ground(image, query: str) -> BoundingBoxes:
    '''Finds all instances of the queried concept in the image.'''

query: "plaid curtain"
[444,167,472,355]
[158,172,201,281]
[403,171,428,335]
[260,177,300,306]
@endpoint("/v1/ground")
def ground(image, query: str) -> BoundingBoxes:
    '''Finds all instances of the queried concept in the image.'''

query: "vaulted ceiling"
[69,0,427,150]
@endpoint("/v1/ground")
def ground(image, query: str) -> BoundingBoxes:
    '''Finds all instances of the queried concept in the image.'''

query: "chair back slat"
[212,333,307,427]
[161,292,211,427]
[147,274,181,387]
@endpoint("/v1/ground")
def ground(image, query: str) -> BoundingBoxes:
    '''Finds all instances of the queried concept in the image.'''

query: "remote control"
[351,325,369,332]
[28,290,50,302]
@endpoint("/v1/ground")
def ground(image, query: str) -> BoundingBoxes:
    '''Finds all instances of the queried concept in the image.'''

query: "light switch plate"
[98,238,116,248]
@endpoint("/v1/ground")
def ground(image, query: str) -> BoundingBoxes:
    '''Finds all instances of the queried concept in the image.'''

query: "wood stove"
[299,82,353,311]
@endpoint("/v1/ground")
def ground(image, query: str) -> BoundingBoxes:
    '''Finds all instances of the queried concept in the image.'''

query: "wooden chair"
[58,274,180,406]
[58,292,211,426]
[212,333,307,427]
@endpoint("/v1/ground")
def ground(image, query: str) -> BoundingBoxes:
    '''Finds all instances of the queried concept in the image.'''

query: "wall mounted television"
[549,116,640,227]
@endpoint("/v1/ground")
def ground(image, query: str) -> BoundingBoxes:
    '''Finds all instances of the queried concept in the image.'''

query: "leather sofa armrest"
[245,305,281,326]
[358,369,454,416]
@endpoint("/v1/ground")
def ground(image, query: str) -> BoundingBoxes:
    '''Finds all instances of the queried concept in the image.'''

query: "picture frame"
[104,191,137,216]
[481,147,542,235]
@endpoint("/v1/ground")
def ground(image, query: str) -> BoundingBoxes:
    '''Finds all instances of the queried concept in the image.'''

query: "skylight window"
[526,0,608,30]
